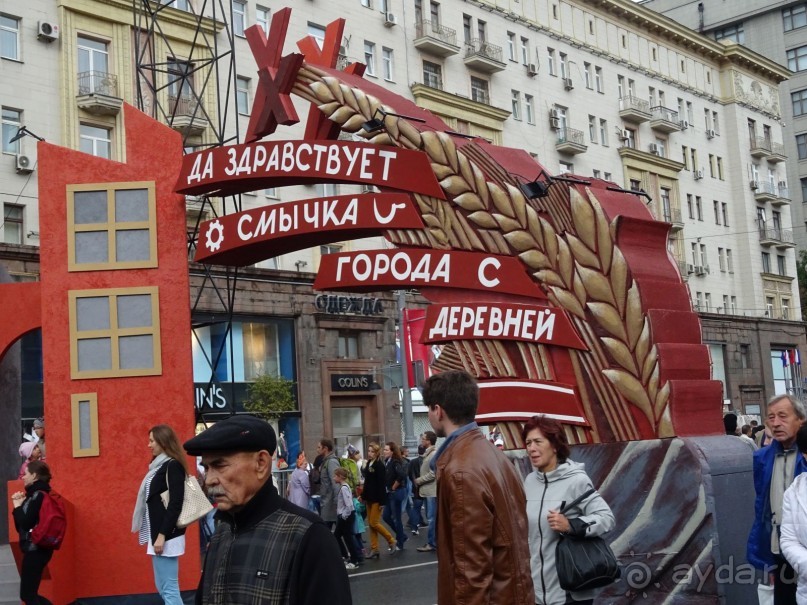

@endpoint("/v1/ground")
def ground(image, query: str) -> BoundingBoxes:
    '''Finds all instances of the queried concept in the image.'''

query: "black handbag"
[555,488,620,592]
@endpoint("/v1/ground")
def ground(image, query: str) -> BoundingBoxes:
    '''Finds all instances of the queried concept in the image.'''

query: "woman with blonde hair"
[361,442,396,558]
[132,424,187,605]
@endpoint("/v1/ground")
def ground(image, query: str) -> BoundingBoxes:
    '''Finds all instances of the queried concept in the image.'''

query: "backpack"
[309,465,322,496]
[30,491,67,550]
[339,458,359,496]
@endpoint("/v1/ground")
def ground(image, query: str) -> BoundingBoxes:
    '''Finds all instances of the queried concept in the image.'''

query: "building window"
[595,67,603,93]
[696,196,703,221]
[3,203,22,244]
[0,15,19,61]
[232,0,246,36]
[338,331,359,359]
[79,124,112,159]
[307,23,326,49]
[559,53,568,79]
[722,202,729,227]
[382,47,394,80]
[525,94,535,124]
[236,77,250,115]
[714,22,744,43]
[686,194,693,219]
[470,76,489,104]
[778,254,787,276]
[604,172,612,181]
[67,182,157,271]
[507,32,516,61]
[784,5,807,32]
[265,188,278,198]
[593,169,601,178]
[520,37,529,64]
[2,107,21,154]
[362,0,372,7]
[717,157,724,180]
[794,90,807,117]
[161,0,190,9]
[423,61,442,89]
[588,115,597,143]
[713,200,720,224]
[782,298,791,319]
[257,7,270,34]
[599,119,608,146]
[167,59,193,102]
[71,393,100,457]
[762,252,772,274]
[788,46,807,72]
[321,243,342,256]
[798,134,807,160]
[78,36,110,95]
[547,48,556,76]
[559,161,573,174]
[69,287,162,379]
[364,41,376,76]
[511,90,521,120]
[718,248,725,272]
[584,62,592,89]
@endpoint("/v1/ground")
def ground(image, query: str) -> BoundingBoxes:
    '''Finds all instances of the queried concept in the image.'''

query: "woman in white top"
[780,424,807,604]
[132,424,187,604]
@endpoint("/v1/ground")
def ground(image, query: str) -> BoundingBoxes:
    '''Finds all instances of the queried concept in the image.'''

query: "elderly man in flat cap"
[185,415,351,605]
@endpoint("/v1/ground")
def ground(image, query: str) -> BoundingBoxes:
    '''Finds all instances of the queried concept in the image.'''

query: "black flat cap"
[184,415,277,456]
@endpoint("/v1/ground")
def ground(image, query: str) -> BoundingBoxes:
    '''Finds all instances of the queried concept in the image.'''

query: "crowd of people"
[20,382,807,605]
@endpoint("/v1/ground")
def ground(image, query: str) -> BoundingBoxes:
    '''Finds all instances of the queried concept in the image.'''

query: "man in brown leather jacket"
[423,370,534,605]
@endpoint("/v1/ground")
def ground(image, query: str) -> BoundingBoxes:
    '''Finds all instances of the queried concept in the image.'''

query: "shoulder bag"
[555,487,620,592]
[160,461,214,529]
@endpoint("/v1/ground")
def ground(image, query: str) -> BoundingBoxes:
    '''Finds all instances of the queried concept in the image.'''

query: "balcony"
[463,39,506,74]
[555,127,587,155]
[759,225,795,248]
[649,106,681,133]
[772,185,791,207]
[76,71,123,116]
[168,95,207,135]
[413,20,460,57]
[750,137,771,158]
[768,141,787,163]
[676,259,690,282]
[662,207,684,231]
[751,180,778,202]
[618,95,651,124]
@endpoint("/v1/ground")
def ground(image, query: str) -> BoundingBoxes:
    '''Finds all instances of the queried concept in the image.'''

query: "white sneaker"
[345,562,359,570]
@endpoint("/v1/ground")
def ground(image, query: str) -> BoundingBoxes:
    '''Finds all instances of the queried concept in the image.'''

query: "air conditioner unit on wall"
[694,169,704,180]
[687,263,695,274]
[750,180,759,190]
[549,117,561,129]
[706,129,716,139]
[37,21,59,42]
[649,143,661,155]
[679,120,689,130]
[550,108,560,119]
[563,78,574,91]
[619,129,630,140]
[384,12,397,26]
[695,265,705,275]
[527,63,538,76]
[15,155,33,174]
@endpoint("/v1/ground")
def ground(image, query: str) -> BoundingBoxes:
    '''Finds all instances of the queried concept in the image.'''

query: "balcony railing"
[750,137,772,155]
[77,71,119,97]
[756,181,777,196]
[556,127,585,146]
[778,186,790,199]
[771,141,786,156]
[465,38,504,63]
[619,95,651,115]
[759,226,795,245]
[169,95,200,117]
[650,105,679,123]
[415,20,458,47]
[662,207,682,224]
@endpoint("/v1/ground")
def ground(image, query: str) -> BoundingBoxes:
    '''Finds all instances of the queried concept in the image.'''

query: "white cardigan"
[780,473,807,604]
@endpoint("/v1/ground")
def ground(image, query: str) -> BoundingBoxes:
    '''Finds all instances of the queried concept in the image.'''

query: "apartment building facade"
[0,0,803,424]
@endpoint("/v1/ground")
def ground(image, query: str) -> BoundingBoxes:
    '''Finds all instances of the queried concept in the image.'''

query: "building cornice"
[618,147,686,176]
[410,83,512,127]
[60,0,222,36]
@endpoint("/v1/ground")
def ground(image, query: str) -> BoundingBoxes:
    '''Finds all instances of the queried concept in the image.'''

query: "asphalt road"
[348,546,438,604]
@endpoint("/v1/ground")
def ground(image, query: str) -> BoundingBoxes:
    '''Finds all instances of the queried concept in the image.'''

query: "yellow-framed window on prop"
[66,181,158,271]
[71,392,99,457]
[68,286,162,379]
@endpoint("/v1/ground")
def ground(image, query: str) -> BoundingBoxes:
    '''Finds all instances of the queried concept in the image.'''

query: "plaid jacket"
[197,481,351,605]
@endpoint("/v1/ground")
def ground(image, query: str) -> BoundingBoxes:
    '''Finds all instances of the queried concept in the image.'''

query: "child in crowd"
[333,467,363,570]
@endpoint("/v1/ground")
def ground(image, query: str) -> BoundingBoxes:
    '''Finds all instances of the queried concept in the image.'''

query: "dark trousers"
[774,556,797,605]
[20,547,53,605]
[335,513,362,564]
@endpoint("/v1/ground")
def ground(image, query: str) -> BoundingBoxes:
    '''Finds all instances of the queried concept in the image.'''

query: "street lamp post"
[398,289,418,451]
